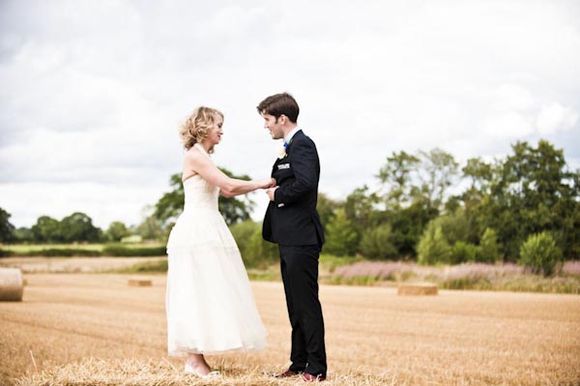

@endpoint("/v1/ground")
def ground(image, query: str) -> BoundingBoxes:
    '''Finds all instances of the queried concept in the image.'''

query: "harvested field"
[1,274,579,385]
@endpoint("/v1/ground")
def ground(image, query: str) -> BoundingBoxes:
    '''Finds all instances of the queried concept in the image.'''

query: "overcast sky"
[1,0,579,229]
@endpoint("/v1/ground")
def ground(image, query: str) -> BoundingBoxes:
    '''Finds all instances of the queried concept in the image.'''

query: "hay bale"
[128,277,152,287]
[398,282,438,296]
[0,268,24,301]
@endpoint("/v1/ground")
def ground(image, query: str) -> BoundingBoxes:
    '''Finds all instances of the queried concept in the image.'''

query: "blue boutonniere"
[278,142,289,159]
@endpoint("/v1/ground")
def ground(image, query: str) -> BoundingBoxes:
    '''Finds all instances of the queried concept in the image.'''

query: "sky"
[1,0,579,229]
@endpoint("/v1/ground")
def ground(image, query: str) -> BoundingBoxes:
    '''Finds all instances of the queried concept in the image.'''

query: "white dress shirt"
[284,127,301,145]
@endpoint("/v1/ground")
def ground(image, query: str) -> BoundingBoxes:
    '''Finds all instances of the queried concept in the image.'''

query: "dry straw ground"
[1,273,579,385]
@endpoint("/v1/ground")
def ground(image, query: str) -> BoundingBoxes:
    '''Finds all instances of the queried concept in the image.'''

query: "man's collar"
[284,127,300,144]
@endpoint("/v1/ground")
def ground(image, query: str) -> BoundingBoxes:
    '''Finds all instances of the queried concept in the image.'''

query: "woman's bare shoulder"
[184,146,204,162]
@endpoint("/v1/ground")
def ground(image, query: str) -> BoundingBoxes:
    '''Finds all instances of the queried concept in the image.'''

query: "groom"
[258,92,327,382]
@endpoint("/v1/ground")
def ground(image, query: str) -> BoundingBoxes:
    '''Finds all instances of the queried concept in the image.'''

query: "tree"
[450,241,478,264]
[433,209,471,246]
[31,216,62,243]
[106,221,130,242]
[463,157,493,192]
[230,220,259,260]
[344,185,380,234]
[0,207,16,243]
[417,222,452,265]
[316,193,341,231]
[14,227,34,243]
[519,232,562,276]
[231,220,278,267]
[388,197,438,257]
[460,157,498,251]
[477,228,500,263]
[154,174,184,223]
[377,151,420,209]
[136,206,165,241]
[417,148,459,211]
[59,212,102,242]
[374,149,456,258]
[218,168,255,225]
[245,225,278,267]
[482,140,578,259]
[155,168,255,226]
[324,208,359,256]
[359,223,397,260]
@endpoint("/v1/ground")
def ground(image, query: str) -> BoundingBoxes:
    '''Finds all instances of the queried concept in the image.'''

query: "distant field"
[1,274,579,385]
[0,256,167,273]
[2,243,104,252]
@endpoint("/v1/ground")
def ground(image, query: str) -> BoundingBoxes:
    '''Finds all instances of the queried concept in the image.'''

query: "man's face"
[261,113,284,139]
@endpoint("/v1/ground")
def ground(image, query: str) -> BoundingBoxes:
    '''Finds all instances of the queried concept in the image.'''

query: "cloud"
[495,84,534,112]
[1,0,580,227]
[0,181,164,228]
[536,103,578,135]
[482,111,534,138]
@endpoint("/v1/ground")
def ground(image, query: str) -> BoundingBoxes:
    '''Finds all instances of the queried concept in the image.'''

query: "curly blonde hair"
[179,106,224,150]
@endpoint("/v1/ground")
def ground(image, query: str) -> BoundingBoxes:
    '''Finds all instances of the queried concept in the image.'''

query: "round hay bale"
[128,277,152,287]
[398,282,438,296]
[0,268,24,301]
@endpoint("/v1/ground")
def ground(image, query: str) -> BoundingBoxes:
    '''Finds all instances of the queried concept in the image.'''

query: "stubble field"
[1,273,579,385]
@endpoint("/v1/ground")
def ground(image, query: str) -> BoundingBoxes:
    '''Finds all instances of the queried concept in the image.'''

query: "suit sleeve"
[274,139,318,206]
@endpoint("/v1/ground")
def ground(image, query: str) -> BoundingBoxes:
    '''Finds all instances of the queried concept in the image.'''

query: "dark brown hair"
[257,92,299,123]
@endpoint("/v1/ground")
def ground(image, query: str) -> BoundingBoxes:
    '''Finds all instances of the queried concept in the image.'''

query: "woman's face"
[205,115,224,146]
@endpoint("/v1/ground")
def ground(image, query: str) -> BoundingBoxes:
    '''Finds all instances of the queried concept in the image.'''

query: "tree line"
[1,140,578,272]
[321,140,578,263]
[0,209,164,244]
[0,167,254,245]
[150,139,578,271]
[317,140,578,277]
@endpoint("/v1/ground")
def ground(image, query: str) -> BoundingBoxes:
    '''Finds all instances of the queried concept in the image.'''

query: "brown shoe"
[274,369,302,378]
[302,372,326,382]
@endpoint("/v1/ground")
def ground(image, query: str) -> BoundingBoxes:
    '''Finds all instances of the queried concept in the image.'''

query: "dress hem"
[168,344,266,357]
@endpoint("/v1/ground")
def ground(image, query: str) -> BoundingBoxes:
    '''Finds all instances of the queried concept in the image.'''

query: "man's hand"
[266,186,278,201]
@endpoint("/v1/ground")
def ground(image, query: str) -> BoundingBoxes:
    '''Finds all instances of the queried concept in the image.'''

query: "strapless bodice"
[182,174,219,211]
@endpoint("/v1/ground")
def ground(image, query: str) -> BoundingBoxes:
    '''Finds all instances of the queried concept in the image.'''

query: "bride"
[165,106,273,378]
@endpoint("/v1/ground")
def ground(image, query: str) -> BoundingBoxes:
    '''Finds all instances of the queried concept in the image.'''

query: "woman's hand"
[260,178,276,189]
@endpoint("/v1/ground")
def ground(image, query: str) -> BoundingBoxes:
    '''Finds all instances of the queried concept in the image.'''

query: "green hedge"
[102,245,166,257]
[1,245,166,257]
[26,248,102,257]
[116,259,168,273]
[0,248,14,257]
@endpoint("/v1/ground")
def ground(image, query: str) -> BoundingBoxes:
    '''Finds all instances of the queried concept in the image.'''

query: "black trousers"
[279,244,327,376]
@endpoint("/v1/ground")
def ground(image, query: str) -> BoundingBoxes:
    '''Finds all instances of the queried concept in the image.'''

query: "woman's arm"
[185,150,274,196]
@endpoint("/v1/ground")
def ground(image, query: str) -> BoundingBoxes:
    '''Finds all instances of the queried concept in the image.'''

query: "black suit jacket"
[263,130,325,246]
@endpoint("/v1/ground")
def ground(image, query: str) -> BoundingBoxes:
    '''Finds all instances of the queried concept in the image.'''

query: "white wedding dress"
[165,143,267,356]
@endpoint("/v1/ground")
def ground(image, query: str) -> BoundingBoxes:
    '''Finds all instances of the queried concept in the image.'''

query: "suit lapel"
[285,129,303,154]
[271,130,303,177]
[271,154,283,176]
